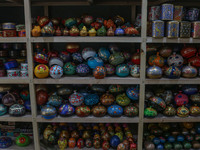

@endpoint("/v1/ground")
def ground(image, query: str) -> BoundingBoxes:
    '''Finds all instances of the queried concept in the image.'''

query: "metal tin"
[2,30,16,37]
[16,24,25,31]
[167,21,179,38]
[152,20,164,38]
[7,69,20,77]
[20,49,26,57]
[20,71,28,77]
[187,8,200,21]
[148,6,160,21]
[0,69,6,77]
[174,6,183,21]
[4,60,18,70]
[18,30,26,37]
[192,21,200,39]
[161,4,174,20]
[180,21,191,38]
[21,63,28,71]
[2,22,16,30]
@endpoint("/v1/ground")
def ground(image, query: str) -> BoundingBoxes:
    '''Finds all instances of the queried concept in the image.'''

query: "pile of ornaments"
[36,84,139,119]
[32,15,139,37]
[146,44,200,79]
[144,85,200,118]
[0,134,31,148]
[0,85,30,117]
[0,43,28,77]
[144,123,200,150]
[42,123,137,150]
[34,43,140,79]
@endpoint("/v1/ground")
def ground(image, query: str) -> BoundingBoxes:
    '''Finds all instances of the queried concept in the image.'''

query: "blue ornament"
[24,100,31,111]
[0,104,7,116]
[41,105,57,119]
[98,47,110,62]
[58,104,75,116]
[182,85,198,95]
[0,137,12,148]
[156,144,164,150]
[84,94,99,106]
[87,56,104,69]
[115,27,125,36]
[126,86,139,100]
[159,137,166,144]
[107,105,123,117]
[153,137,161,145]
[116,64,129,77]
[110,135,120,148]
[167,136,175,143]
[177,135,184,142]
[76,64,90,77]
[72,53,83,64]
[47,95,62,107]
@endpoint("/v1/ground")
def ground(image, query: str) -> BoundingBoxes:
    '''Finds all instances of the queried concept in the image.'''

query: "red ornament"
[181,45,197,58]
[47,51,59,58]
[131,49,140,65]
[102,140,110,150]
[91,22,102,30]
[188,53,200,67]
[36,90,48,106]
[175,91,189,106]
[77,138,84,149]
[130,143,137,150]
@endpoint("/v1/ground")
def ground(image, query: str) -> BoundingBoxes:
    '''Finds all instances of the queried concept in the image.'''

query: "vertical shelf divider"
[24,0,40,149]
[138,0,147,150]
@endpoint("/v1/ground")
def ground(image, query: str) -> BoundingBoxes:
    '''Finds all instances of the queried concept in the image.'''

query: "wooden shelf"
[146,37,200,43]
[31,36,142,43]
[145,78,200,84]
[0,114,32,122]
[36,115,139,123]
[0,77,29,84]
[34,76,140,84]
[144,114,200,123]
[0,37,26,43]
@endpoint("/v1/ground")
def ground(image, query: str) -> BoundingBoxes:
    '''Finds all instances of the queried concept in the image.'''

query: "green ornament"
[47,133,57,145]
[63,62,76,75]
[65,18,77,28]
[173,142,183,150]
[183,141,192,149]
[15,134,30,147]
[164,142,173,149]
[115,132,123,142]
[109,52,125,66]
[116,93,130,106]
[97,26,106,36]
[78,23,84,30]
[144,107,157,118]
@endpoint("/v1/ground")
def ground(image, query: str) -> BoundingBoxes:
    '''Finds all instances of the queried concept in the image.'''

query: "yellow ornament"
[88,27,96,36]
[34,64,49,78]
[58,137,67,150]
[80,26,88,36]
[43,125,54,140]
[31,26,41,37]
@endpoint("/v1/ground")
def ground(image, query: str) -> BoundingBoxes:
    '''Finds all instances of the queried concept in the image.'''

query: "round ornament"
[148,96,166,111]
[109,52,125,66]
[131,49,140,65]
[163,106,176,116]
[58,137,67,150]
[93,66,106,79]
[116,93,130,106]
[20,89,30,101]
[182,64,197,78]
[148,52,165,67]
[68,138,76,148]
[2,92,16,106]
[49,57,63,67]
[9,104,25,116]
[144,107,157,118]
[159,46,172,58]
[124,105,139,117]
[72,53,83,64]
[15,134,30,147]
[75,105,90,117]
[76,64,90,77]
[107,105,123,117]
[59,104,75,116]
[116,64,129,77]
[175,91,188,106]
[41,105,57,119]
[100,92,115,106]
[84,94,99,106]
[190,105,200,116]
[110,135,120,148]
[130,65,140,78]
[50,65,63,79]
[181,46,197,58]
[87,56,104,69]
[34,64,49,78]
[63,62,76,75]
[146,65,162,79]
[98,47,110,62]
[92,105,106,117]
[126,86,139,101]
[167,52,183,67]
[165,66,181,79]
[0,104,7,116]
[0,137,12,148]
[82,47,96,60]
[177,105,189,117]
[47,95,62,107]
[105,64,115,75]
[69,91,84,106]
[36,90,48,106]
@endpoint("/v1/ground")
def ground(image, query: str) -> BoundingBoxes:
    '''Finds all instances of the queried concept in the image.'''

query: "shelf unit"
[1,0,200,150]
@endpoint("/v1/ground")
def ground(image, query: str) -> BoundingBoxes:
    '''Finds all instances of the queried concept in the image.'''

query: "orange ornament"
[68,137,76,148]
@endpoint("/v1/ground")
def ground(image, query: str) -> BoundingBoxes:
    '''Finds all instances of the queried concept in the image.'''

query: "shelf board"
[147,37,200,43]
[0,37,26,43]
[0,114,32,122]
[31,36,142,43]
[33,76,140,84]
[0,77,29,84]
[144,114,200,123]
[36,115,139,123]
[7,142,34,150]
[145,78,200,84]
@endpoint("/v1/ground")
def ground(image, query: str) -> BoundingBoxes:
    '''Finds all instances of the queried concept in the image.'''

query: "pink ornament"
[175,91,189,106]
